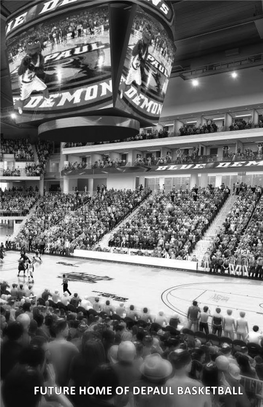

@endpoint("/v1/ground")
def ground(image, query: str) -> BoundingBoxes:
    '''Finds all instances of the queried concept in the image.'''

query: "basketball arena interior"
[1,1,263,406]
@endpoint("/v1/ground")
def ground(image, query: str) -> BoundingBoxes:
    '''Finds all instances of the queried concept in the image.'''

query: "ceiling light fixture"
[231,71,238,78]
[192,79,199,86]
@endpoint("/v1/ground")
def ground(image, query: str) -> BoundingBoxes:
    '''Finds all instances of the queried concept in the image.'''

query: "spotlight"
[192,79,199,87]
[10,113,16,119]
[231,71,238,78]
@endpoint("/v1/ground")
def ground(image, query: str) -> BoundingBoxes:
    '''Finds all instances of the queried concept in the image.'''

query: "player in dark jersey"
[17,253,31,277]
[119,30,152,98]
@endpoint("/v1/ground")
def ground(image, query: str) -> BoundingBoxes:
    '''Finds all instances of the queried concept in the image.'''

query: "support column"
[200,173,208,188]
[92,154,102,164]
[63,177,69,194]
[236,140,243,153]
[196,116,202,127]
[252,109,259,127]
[190,173,198,189]
[174,119,183,136]
[199,144,207,156]
[201,116,206,126]
[88,178,94,195]
[39,177,44,196]
[159,177,165,191]
[225,113,232,130]
[215,175,222,187]
[139,176,145,189]
[127,151,133,165]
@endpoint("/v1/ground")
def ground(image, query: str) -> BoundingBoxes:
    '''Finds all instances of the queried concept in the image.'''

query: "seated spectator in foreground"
[246,325,263,345]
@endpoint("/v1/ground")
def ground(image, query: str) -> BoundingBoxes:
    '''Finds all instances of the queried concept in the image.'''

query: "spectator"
[167,349,211,407]
[223,309,235,339]
[246,325,263,345]
[187,301,201,332]
[47,319,79,386]
[212,308,224,337]
[236,312,249,341]
[130,353,174,407]
[199,306,210,335]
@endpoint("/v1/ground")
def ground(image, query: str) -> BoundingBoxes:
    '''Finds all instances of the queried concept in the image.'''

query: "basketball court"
[1,251,262,329]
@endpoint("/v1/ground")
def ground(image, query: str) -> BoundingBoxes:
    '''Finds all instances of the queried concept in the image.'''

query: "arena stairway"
[10,200,41,242]
[191,194,238,266]
[94,192,154,250]
[32,145,39,163]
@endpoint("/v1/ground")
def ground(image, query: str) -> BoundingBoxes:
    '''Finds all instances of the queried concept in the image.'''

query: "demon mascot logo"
[16,37,51,114]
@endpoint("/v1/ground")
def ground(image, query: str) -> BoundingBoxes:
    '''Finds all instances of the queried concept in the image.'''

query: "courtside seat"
[182,328,195,337]
[219,336,233,345]
[207,333,220,346]
[233,339,247,348]
[247,343,262,358]
[67,304,77,313]
[195,331,208,344]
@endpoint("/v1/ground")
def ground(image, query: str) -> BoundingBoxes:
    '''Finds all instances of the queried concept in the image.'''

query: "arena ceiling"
[1,0,263,135]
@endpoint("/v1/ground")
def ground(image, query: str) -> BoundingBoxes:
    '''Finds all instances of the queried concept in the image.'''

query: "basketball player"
[119,30,152,99]
[17,254,29,277]
[34,250,42,264]
[27,260,34,283]
[16,37,52,114]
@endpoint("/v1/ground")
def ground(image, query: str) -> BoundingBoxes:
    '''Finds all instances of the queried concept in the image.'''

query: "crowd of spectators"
[0,281,262,407]
[25,163,44,176]
[203,184,263,278]
[222,145,263,162]
[15,189,150,254]
[63,129,171,148]
[0,187,39,216]
[1,138,34,161]
[109,186,230,260]
[230,120,253,131]
[15,192,90,253]
[179,120,218,136]
[233,194,263,278]
[134,148,217,167]
[62,157,128,173]
[35,140,53,173]
[92,157,126,169]
[2,168,21,176]
[62,119,262,151]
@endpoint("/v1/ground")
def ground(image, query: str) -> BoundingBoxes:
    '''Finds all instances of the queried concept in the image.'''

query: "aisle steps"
[191,194,238,265]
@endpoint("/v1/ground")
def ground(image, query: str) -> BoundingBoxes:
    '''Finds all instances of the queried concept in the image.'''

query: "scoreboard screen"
[116,6,175,122]
[6,3,112,119]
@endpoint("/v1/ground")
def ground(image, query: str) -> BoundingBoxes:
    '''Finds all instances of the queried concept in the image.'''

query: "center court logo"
[58,272,113,283]
[208,293,229,303]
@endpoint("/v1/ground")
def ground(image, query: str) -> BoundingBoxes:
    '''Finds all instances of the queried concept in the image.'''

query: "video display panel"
[6,4,112,118]
[116,6,175,122]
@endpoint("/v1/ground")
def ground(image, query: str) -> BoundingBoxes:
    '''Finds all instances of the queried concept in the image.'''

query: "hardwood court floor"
[1,251,263,328]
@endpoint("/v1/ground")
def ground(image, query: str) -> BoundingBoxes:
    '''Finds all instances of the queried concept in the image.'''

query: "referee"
[62,274,72,295]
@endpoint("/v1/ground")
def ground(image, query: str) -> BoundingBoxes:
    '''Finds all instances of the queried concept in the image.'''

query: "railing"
[63,122,263,148]
[0,210,28,217]
[133,152,263,167]
[0,168,41,177]
[61,161,132,174]
[240,376,263,407]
